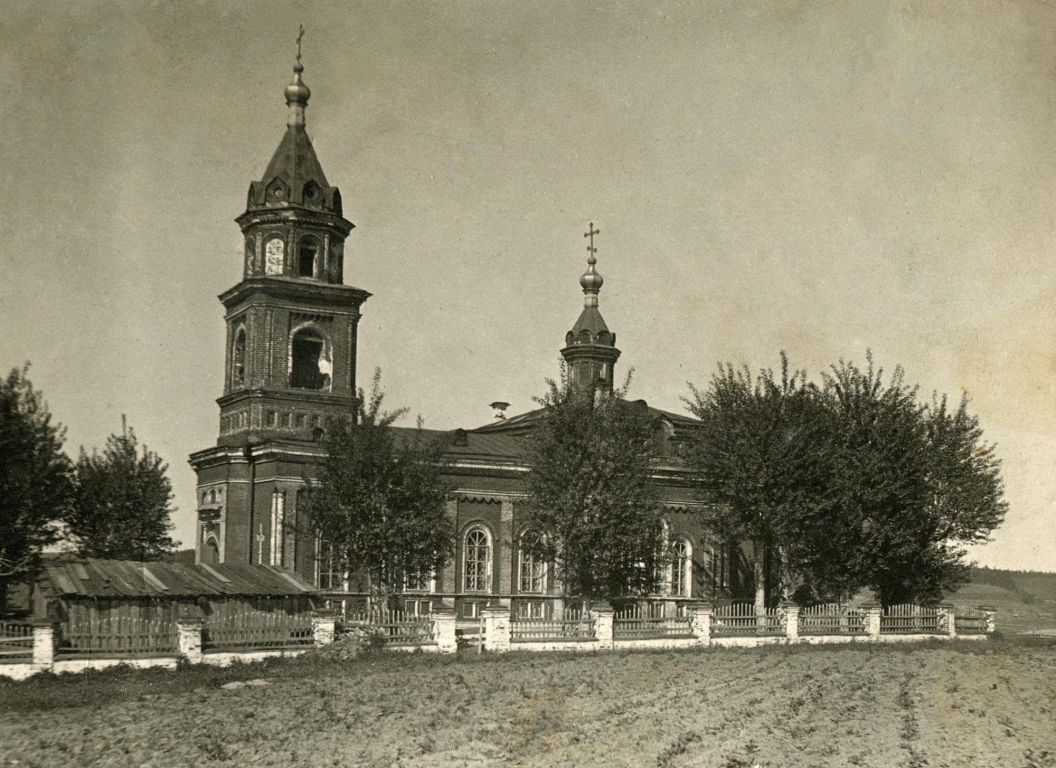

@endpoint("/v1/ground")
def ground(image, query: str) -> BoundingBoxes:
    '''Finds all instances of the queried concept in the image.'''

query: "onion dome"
[580,253,604,297]
[285,62,311,126]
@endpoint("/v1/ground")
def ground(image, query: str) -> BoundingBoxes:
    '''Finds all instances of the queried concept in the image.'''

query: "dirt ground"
[1,639,1054,768]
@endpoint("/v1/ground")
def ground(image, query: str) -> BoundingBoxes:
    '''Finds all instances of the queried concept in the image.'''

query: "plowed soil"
[1,639,1054,767]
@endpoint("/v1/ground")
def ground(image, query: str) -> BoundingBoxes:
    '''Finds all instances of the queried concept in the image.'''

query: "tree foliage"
[67,416,177,560]
[685,353,1007,606]
[684,353,834,606]
[525,375,667,601]
[303,370,452,602]
[809,359,1007,604]
[0,365,72,606]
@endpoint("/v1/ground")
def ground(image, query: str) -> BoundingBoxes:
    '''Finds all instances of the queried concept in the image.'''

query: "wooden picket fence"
[339,608,435,646]
[511,608,595,642]
[203,610,314,652]
[613,604,692,640]
[880,604,942,635]
[58,615,177,657]
[712,603,784,637]
[0,622,34,662]
[954,606,989,635]
[799,603,866,635]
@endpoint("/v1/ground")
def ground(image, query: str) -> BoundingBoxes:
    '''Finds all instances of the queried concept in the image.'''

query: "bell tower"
[218,45,370,447]
[561,223,621,393]
[190,36,370,574]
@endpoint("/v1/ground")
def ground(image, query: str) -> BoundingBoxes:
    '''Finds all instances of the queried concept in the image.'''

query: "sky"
[2,0,1054,571]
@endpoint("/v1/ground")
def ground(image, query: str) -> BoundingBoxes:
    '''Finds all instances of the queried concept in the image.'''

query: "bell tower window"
[232,328,246,388]
[298,237,318,278]
[290,327,332,390]
[265,236,285,275]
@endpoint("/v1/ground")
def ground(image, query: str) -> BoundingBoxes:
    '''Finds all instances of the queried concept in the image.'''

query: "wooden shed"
[30,558,317,627]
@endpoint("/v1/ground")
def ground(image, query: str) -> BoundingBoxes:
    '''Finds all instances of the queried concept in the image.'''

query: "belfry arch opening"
[289,327,332,390]
[232,328,246,388]
[298,237,319,278]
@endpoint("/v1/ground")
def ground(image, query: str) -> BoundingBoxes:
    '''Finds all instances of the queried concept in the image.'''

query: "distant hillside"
[948,567,1056,635]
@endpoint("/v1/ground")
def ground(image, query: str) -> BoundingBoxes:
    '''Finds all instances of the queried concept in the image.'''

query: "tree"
[0,365,72,610]
[814,359,1006,605]
[685,353,1008,607]
[302,370,452,606]
[67,416,177,560]
[684,354,835,611]
[525,375,667,603]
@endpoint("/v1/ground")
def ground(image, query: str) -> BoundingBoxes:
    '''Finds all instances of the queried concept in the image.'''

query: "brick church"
[189,55,752,619]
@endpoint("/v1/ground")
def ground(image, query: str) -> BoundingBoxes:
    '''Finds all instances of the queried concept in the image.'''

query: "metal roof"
[41,558,316,599]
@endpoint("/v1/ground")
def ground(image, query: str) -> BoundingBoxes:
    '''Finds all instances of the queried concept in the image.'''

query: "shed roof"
[41,558,316,599]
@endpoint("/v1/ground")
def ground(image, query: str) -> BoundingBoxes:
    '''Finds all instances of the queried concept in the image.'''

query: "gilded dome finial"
[285,24,311,127]
[580,222,603,306]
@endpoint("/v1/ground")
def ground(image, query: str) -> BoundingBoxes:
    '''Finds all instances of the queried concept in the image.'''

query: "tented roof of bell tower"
[246,126,339,213]
[244,46,343,217]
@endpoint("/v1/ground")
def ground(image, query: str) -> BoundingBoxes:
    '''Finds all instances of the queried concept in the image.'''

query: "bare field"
[1,639,1054,768]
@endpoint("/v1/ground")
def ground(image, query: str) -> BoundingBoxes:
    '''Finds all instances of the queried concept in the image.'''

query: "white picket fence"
[339,608,435,646]
[712,603,784,637]
[0,622,34,662]
[799,603,866,635]
[613,604,692,640]
[511,608,595,642]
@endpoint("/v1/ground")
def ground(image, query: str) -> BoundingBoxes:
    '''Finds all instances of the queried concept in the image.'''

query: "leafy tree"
[302,370,452,605]
[684,354,834,611]
[0,365,72,609]
[814,359,1006,605]
[525,374,667,603]
[67,416,177,560]
[685,353,1008,607]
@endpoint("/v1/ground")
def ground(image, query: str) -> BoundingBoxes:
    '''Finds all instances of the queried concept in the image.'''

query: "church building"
[189,53,752,620]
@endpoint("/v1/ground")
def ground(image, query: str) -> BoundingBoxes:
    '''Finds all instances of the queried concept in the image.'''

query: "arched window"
[518,531,547,594]
[316,539,344,590]
[405,566,435,593]
[671,539,691,597]
[202,536,220,565]
[232,327,246,388]
[264,236,285,275]
[463,527,491,592]
[208,489,216,504]
[653,419,674,457]
[328,241,344,282]
[289,328,332,390]
[297,237,318,278]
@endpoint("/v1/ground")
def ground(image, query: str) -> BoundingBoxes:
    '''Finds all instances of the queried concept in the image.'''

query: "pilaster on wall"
[441,498,458,602]
[498,499,514,606]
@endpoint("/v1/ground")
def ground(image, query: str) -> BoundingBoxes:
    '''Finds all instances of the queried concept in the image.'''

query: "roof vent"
[489,401,510,420]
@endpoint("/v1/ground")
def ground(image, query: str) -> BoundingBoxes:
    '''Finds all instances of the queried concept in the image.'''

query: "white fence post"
[687,601,711,647]
[782,602,800,642]
[176,618,204,664]
[861,604,882,640]
[32,622,56,671]
[482,604,511,653]
[592,601,615,650]
[312,613,336,647]
[433,606,457,654]
[937,604,956,638]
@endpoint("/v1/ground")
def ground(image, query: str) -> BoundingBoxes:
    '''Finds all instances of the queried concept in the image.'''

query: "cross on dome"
[580,221,604,303]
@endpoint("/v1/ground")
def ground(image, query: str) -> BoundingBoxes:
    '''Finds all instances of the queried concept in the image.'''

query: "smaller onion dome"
[285,63,311,109]
[580,253,604,293]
